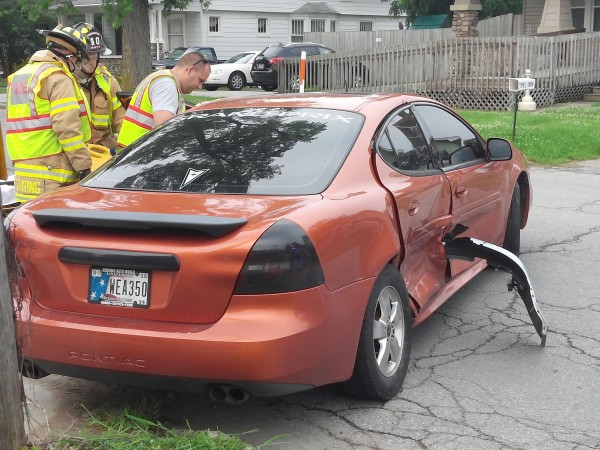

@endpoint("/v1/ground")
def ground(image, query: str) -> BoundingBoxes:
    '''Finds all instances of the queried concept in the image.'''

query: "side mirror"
[487,138,512,161]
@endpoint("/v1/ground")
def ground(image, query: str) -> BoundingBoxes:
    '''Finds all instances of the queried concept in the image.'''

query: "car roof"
[188,92,438,114]
[269,42,329,48]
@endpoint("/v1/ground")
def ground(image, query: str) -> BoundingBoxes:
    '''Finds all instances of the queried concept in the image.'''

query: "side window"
[414,105,484,167]
[376,108,432,172]
[303,46,320,56]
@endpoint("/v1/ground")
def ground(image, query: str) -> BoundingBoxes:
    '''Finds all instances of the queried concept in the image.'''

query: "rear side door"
[373,107,452,309]
[413,104,509,277]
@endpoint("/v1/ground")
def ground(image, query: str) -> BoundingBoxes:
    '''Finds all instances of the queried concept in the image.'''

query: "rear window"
[85,108,363,195]
[261,46,285,59]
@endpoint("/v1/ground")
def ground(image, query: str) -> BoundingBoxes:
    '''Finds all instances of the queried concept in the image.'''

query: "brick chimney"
[450,0,483,37]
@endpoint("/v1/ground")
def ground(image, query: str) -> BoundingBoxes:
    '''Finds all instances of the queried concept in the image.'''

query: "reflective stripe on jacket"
[91,65,120,129]
[117,69,185,147]
[6,60,91,161]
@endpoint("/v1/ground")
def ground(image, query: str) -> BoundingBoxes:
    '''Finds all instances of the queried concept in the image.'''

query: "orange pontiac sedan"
[5,93,545,403]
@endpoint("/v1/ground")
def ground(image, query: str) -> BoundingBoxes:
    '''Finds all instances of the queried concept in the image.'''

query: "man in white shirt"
[117,51,211,147]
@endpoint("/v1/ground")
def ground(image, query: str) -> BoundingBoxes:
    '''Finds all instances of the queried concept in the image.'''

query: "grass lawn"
[458,103,600,166]
[46,404,282,450]
[0,77,6,94]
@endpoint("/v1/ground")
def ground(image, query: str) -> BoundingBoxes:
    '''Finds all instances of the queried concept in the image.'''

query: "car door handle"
[408,200,419,216]
[455,185,467,198]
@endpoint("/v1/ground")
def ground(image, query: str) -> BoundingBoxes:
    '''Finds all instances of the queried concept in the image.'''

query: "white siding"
[207,0,393,15]
[204,12,294,57]
[523,0,546,34]
[201,0,403,58]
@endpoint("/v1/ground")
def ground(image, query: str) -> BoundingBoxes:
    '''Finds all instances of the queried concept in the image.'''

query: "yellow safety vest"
[117,70,185,147]
[6,61,91,161]
[91,65,121,131]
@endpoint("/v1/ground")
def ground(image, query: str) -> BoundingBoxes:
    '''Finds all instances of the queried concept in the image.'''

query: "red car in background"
[6,93,545,403]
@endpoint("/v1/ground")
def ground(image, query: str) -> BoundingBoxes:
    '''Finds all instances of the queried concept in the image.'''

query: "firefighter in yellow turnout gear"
[6,25,92,203]
[72,22,125,149]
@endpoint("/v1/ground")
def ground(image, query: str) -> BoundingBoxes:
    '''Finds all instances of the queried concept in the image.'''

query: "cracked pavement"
[22,159,600,449]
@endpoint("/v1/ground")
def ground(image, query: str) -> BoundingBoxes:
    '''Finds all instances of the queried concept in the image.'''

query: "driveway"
[22,158,600,449]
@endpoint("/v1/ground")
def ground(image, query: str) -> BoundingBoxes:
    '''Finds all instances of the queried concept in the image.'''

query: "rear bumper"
[16,280,373,396]
[250,71,277,86]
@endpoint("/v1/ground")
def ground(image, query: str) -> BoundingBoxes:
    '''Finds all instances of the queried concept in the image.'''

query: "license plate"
[256,63,265,69]
[88,267,150,308]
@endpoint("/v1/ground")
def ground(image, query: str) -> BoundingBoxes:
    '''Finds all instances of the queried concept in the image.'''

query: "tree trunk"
[0,216,26,449]
[120,0,152,90]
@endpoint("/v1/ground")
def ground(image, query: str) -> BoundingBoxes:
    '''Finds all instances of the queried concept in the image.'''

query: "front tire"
[503,183,521,256]
[342,265,412,401]
[204,85,219,91]
[227,72,246,91]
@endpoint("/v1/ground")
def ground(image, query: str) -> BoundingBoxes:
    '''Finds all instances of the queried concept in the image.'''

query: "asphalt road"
[3,95,600,448]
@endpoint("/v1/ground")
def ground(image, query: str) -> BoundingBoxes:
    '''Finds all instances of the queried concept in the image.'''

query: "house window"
[571,0,585,30]
[311,19,325,32]
[594,0,600,31]
[167,17,184,50]
[258,17,268,34]
[209,16,220,34]
[359,21,373,32]
[291,19,304,42]
[330,20,337,32]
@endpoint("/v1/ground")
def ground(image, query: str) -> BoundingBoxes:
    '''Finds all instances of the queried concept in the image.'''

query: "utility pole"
[0,194,26,448]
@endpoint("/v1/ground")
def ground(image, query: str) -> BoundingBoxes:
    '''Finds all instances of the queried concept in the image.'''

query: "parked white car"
[203,51,260,91]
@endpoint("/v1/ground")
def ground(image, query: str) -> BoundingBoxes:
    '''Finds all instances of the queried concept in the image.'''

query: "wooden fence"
[278,31,600,110]
[304,14,523,52]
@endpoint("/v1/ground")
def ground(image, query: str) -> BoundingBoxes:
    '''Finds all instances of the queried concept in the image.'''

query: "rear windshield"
[85,108,363,195]
[261,46,286,58]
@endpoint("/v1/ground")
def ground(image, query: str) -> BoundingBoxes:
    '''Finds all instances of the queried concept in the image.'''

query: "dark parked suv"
[250,42,334,91]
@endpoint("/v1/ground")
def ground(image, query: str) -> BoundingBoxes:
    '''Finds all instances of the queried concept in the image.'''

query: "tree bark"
[0,215,26,449]
[120,0,152,90]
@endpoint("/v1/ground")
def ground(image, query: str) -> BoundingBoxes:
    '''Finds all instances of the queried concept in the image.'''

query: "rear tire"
[341,265,412,401]
[227,72,246,91]
[204,86,219,91]
[503,183,521,256]
[260,84,276,91]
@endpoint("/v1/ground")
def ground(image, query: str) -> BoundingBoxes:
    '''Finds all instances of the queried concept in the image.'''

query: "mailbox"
[509,77,535,92]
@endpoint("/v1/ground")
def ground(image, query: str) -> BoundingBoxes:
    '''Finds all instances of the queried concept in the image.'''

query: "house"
[69,0,406,60]
[522,0,600,35]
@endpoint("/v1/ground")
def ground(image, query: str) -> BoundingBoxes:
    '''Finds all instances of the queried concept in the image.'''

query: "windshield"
[165,48,186,60]
[85,108,363,195]
[226,52,255,64]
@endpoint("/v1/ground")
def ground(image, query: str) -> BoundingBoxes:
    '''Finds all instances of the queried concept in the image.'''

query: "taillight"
[269,57,285,66]
[234,219,324,295]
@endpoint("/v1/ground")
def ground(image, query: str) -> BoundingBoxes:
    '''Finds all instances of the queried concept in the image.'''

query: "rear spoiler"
[33,209,247,238]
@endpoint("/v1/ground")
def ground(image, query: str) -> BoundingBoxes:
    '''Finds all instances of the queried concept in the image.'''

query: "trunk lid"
[11,186,320,324]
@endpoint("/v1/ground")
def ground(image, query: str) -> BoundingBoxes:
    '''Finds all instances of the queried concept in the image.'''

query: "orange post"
[299,51,306,93]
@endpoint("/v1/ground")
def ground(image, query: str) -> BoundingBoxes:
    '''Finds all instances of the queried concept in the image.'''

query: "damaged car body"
[443,224,547,346]
[5,93,546,403]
